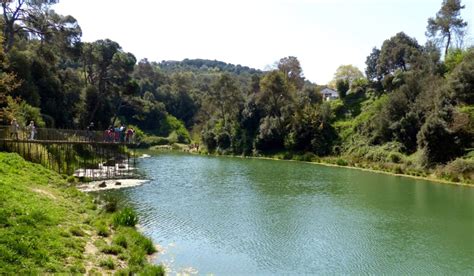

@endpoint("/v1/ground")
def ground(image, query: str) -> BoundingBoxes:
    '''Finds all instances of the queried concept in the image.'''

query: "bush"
[388,152,403,163]
[101,245,123,255]
[113,207,138,227]
[202,130,217,152]
[113,235,128,248]
[159,115,191,143]
[216,132,231,150]
[441,158,474,182]
[139,265,166,276]
[69,226,85,237]
[99,257,115,270]
[140,136,170,148]
[96,224,110,237]
[104,198,118,213]
[136,235,156,255]
[336,158,348,166]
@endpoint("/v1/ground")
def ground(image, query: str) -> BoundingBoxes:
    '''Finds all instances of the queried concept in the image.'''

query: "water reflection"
[104,153,474,274]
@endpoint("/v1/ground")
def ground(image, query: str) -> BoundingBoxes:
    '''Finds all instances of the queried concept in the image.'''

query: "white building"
[320,88,339,101]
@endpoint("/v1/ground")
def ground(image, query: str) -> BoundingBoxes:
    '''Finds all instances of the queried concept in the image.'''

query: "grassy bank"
[0,152,165,274]
[175,147,473,187]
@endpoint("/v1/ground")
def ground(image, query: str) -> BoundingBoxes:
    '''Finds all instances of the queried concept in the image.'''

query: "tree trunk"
[445,32,451,58]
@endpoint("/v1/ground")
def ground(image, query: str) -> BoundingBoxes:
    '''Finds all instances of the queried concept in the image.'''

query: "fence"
[0,126,139,180]
[0,126,138,144]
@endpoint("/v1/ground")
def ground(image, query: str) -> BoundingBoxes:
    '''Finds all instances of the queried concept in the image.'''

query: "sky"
[54,0,474,84]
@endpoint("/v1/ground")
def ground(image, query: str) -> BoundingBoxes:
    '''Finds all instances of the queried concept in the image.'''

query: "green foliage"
[0,153,164,275]
[95,221,111,237]
[439,158,474,183]
[417,114,461,166]
[113,207,139,227]
[449,48,474,104]
[378,32,422,78]
[101,245,123,255]
[113,235,128,248]
[138,264,166,276]
[104,197,118,213]
[158,115,191,143]
[3,96,45,127]
[444,48,466,73]
[332,64,364,88]
[336,80,349,98]
[99,257,115,270]
[140,135,170,148]
[202,130,217,152]
[426,0,467,56]
[69,226,85,237]
[216,131,231,150]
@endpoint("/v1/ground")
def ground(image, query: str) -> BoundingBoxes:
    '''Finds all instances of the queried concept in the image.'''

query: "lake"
[104,152,474,274]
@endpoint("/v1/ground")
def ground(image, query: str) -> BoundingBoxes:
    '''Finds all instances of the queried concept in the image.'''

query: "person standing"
[27,121,36,140]
[10,118,19,140]
[126,127,134,143]
[86,122,94,141]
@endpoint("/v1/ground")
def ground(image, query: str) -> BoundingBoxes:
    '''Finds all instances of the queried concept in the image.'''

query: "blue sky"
[54,0,474,84]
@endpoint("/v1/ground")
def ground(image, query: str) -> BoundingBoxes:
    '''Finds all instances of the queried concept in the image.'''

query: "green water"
[106,153,474,274]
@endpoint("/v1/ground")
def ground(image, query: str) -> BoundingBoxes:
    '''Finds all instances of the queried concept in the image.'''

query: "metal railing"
[0,126,137,144]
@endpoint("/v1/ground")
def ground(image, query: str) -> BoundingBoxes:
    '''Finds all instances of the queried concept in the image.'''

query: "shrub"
[113,235,128,248]
[104,198,118,213]
[441,158,474,182]
[136,235,156,255]
[113,207,138,227]
[336,158,348,166]
[99,257,115,270]
[216,132,231,150]
[388,152,402,163]
[95,220,110,237]
[202,130,217,152]
[140,136,170,148]
[159,115,191,143]
[69,226,85,237]
[139,265,166,276]
[101,245,122,255]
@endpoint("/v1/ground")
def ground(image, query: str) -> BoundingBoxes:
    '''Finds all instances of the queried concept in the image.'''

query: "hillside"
[157,59,263,75]
[0,153,164,274]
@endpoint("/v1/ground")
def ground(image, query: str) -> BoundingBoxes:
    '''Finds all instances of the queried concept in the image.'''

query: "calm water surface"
[105,153,474,274]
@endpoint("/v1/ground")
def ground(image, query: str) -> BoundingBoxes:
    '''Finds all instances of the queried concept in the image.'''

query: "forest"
[0,0,473,183]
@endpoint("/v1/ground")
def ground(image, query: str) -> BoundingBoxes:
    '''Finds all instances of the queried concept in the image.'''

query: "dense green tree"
[277,56,304,90]
[336,79,349,99]
[208,73,243,127]
[365,47,382,82]
[81,39,136,128]
[1,0,60,52]
[257,70,295,123]
[426,0,467,56]
[449,48,474,104]
[332,64,364,88]
[377,32,422,76]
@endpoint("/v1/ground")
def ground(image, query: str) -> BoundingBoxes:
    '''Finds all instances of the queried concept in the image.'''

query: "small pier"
[0,126,139,180]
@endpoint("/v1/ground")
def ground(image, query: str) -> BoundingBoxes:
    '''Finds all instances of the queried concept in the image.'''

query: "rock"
[115,181,121,186]
[98,181,107,188]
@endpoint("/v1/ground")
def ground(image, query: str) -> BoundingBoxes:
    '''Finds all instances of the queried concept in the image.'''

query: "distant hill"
[158,59,263,75]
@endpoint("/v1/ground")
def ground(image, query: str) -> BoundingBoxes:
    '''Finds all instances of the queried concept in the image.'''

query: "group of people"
[7,119,135,143]
[9,119,37,140]
[103,124,135,143]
